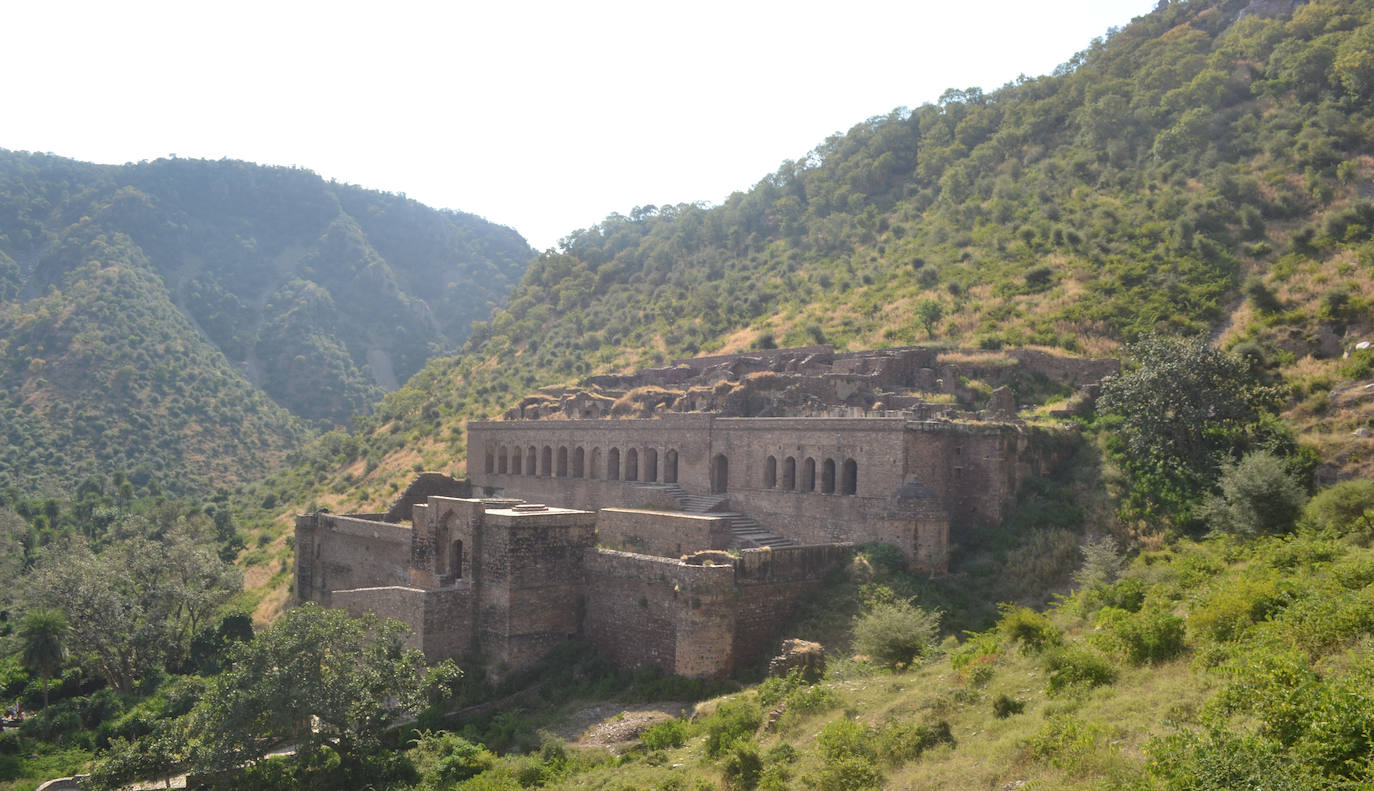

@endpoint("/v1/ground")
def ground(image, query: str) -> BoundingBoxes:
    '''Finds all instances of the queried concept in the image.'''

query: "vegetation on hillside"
[0,151,533,494]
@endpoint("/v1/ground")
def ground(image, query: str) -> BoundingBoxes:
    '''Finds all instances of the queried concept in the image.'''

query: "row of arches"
[762,455,858,495]
[484,444,680,484]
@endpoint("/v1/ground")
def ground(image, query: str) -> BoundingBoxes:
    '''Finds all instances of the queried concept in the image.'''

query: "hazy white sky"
[5,0,1157,251]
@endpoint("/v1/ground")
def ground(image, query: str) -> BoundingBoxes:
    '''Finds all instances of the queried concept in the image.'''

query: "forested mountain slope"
[0,152,533,494]
[274,0,1373,522]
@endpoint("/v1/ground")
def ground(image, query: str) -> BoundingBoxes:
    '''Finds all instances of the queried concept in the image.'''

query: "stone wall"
[596,508,733,557]
[331,585,429,651]
[584,549,737,678]
[733,545,853,669]
[295,513,413,605]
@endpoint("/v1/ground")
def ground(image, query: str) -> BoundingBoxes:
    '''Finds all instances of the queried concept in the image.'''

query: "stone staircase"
[654,484,795,549]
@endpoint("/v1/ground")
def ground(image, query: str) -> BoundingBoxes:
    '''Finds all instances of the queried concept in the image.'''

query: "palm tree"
[19,609,68,736]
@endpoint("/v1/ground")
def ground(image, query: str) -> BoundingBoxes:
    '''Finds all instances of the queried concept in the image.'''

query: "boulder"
[767,638,826,681]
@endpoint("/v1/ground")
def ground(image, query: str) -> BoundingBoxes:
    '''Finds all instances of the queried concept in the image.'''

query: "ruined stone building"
[297,345,1116,678]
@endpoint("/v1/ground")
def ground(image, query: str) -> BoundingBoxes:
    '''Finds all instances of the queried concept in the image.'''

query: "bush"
[1044,647,1117,694]
[1096,606,1187,664]
[996,604,1062,653]
[1188,570,1293,643]
[703,700,762,757]
[1026,714,1112,774]
[993,694,1025,718]
[722,743,762,790]
[1200,451,1307,536]
[809,719,883,791]
[640,718,689,751]
[876,720,954,766]
[851,601,941,669]
[1303,480,1374,536]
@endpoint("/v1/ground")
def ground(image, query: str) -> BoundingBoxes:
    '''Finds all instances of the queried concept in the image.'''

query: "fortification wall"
[474,508,597,669]
[732,545,853,669]
[584,550,736,678]
[331,585,429,651]
[597,508,733,557]
[295,513,413,605]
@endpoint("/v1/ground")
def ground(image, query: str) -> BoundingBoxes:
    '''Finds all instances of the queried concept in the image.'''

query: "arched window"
[526,446,537,476]
[842,458,858,495]
[484,447,494,474]
[608,448,621,480]
[802,458,816,492]
[573,447,585,477]
[764,456,777,488]
[664,449,678,483]
[541,446,553,477]
[645,448,658,482]
[512,447,522,475]
[783,457,796,490]
[556,446,568,477]
[821,459,836,494]
[498,446,508,474]
[590,447,602,479]
[625,448,639,481]
[451,540,463,580]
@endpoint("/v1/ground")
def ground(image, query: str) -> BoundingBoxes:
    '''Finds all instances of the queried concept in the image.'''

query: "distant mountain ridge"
[0,151,534,494]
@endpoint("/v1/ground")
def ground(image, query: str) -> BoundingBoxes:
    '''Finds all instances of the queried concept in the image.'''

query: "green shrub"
[1200,452,1307,536]
[1026,714,1112,774]
[876,720,954,766]
[809,719,883,791]
[1304,479,1374,536]
[722,742,762,790]
[703,700,762,757]
[996,604,1062,653]
[851,600,941,669]
[1188,570,1293,643]
[1044,647,1117,694]
[640,718,690,751]
[1095,606,1187,664]
[993,694,1025,718]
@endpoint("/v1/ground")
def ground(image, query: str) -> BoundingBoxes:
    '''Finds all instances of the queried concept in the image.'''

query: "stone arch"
[511,447,522,475]
[645,448,658,482]
[626,448,639,481]
[764,456,777,488]
[450,539,463,580]
[498,446,508,474]
[783,457,796,490]
[541,446,553,476]
[802,457,816,492]
[711,453,729,494]
[556,446,569,477]
[526,446,537,476]
[608,448,621,480]
[842,458,858,495]
[590,447,602,479]
[573,447,585,478]
[484,446,494,474]
[664,449,678,483]
[821,458,836,494]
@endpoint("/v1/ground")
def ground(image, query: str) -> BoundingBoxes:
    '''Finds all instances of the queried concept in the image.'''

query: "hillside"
[265,0,1373,527]
[0,152,533,494]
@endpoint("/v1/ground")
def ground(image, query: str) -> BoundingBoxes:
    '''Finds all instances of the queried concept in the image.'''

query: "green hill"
[0,152,533,494]
[273,0,1372,523]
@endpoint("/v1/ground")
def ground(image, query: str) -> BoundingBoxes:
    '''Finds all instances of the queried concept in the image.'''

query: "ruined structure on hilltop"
[467,345,1116,570]
[297,345,1117,678]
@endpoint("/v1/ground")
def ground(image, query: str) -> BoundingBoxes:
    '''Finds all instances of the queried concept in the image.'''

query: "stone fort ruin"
[297,345,1116,678]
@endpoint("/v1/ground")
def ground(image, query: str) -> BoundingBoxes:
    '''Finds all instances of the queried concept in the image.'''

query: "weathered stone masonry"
[296,495,848,678]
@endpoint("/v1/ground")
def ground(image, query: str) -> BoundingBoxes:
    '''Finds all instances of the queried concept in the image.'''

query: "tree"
[852,600,941,669]
[183,604,460,786]
[1200,451,1307,536]
[25,526,242,691]
[1097,334,1282,527]
[915,299,945,338]
[19,608,68,735]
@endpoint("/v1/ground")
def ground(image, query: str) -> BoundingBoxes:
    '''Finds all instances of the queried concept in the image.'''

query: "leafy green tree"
[915,299,945,338]
[1303,479,1374,536]
[852,600,941,669]
[183,604,460,785]
[1098,334,1282,527]
[18,608,68,734]
[1200,451,1307,536]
